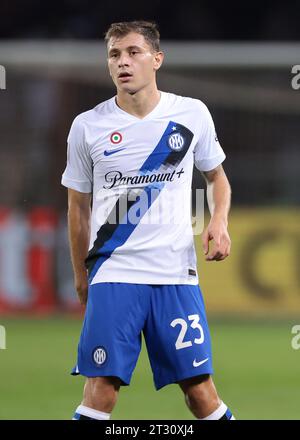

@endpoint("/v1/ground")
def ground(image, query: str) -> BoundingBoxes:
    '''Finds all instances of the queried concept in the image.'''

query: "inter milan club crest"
[92,346,107,366]
[168,132,185,151]
[110,132,122,144]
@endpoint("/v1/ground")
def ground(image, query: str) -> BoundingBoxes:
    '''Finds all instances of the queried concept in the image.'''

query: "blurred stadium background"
[0,1,299,420]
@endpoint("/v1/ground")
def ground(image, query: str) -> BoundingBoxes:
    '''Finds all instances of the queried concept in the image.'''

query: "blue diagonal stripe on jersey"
[140,121,188,173]
[86,121,194,282]
[88,183,162,282]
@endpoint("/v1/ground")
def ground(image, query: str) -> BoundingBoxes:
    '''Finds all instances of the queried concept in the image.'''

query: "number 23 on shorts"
[170,314,204,350]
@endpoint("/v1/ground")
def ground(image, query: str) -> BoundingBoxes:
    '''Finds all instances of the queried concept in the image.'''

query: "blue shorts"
[71,283,213,390]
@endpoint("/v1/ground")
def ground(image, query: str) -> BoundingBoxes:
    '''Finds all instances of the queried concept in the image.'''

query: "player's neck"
[116,86,161,119]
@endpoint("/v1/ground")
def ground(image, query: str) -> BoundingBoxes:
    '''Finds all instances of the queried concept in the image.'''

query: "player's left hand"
[202,216,231,261]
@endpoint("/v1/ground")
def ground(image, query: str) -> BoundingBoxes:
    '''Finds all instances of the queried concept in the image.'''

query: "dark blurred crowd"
[1,0,300,40]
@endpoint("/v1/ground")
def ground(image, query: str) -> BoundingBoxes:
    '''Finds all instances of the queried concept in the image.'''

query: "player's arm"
[67,188,91,305]
[201,164,231,261]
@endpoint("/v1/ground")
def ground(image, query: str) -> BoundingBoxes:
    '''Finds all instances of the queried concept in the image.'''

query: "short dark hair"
[104,20,160,52]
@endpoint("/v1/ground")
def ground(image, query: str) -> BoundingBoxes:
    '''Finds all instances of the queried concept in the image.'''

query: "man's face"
[107,32,163,94]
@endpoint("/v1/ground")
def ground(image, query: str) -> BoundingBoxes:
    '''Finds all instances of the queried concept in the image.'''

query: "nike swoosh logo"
[104,147,126,156]
[193,357,209,368]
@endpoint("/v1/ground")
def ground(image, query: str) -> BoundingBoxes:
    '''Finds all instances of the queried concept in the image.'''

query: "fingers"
[75,272,89,305]
[206,251,227,261]
[75,283,88,305]
[78,288,88,305]
[202,220,231,262]
[206,235,231,261]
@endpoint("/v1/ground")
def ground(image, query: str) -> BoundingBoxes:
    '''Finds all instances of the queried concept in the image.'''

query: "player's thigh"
[143,284,213,389]
[76,282,149,383]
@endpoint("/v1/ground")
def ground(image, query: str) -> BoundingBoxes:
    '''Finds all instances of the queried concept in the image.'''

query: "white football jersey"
[61,92,225,285]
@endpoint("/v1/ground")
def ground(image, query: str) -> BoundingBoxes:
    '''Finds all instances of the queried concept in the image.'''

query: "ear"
[153,51,164,71]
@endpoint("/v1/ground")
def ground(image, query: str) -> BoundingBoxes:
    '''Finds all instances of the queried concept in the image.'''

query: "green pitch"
[0,317,299,420]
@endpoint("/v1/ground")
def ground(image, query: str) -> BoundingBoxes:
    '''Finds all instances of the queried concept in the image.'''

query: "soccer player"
[62,20,234,421]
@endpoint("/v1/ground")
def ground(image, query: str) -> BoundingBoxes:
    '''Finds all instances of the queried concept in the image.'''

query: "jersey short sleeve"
[193,102,226,172]
[61,116,92,193]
